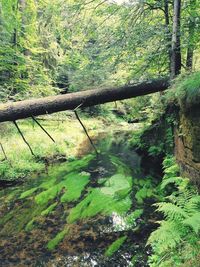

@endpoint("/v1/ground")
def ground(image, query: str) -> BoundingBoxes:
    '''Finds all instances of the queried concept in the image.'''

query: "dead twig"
[0,142,8,160]
[31,116,55,143]
[74,110,98,155]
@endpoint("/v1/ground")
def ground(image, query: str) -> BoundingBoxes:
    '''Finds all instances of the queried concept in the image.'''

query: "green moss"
[105,236,127,257]
[166,72,200,109]
[47,228,69,250]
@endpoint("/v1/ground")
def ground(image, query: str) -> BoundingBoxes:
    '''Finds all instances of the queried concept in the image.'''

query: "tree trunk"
[170,0,181,79]
[0,78,169,123]
[164,0,172,72]
[186,0,196,70]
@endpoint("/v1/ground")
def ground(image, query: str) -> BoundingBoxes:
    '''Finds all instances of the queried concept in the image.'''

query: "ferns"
[147,220,183,253]
[155,202,187,220]
[183,213,200,234]
[147,156,200,267]
[161,176,187,189]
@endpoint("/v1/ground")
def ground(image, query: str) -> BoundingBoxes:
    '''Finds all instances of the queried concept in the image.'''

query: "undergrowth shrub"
[147,156,200,267]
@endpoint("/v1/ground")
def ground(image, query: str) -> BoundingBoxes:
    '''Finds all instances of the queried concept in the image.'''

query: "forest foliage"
[0,0,200,102]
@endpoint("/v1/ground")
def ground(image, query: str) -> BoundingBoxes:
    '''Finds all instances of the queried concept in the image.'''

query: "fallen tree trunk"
[0,78,169,123]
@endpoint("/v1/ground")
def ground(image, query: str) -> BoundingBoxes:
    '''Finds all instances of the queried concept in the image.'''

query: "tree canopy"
[0,0,199,102]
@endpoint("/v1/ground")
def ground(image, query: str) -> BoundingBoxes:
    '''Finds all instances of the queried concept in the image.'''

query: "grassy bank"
[0,113,107,181]
[0,111,142,182]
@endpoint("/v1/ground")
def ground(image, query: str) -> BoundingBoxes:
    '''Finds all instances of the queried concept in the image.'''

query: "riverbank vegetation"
[0,0,200,266]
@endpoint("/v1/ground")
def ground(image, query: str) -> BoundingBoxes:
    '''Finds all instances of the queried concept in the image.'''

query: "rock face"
[175,107,200,185]
[140,102,200,185]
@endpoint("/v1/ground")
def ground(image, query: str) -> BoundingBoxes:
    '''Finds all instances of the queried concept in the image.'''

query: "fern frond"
[183,212,200,234]
[155,202,187,220]
[162,156,176,169]
[161,176,184,189]
[164,164,179,176]
[175,190,199,209]
[147,221,182,253]
[184,196,200,215]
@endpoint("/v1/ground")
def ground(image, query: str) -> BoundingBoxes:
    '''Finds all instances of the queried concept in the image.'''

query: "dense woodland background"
[0,0,199,102]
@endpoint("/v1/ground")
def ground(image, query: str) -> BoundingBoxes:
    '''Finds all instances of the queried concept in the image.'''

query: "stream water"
[0,130,161,267]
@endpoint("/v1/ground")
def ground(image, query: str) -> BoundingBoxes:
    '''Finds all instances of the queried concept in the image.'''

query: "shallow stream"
[0,130,161,266]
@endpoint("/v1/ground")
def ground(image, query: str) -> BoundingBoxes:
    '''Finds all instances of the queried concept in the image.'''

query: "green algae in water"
[39,177,57,190]
[60,172,90,203]
[35,172,90,205]
[20,187,38,199]
[25,218,35,231]
[35,184,62,205]
[102,174,132,198]
[47,227,69,250]
[41,202,57,216]
[19,154,94,201]
[105,236,127,257]
[68,189,111,223]
[0,155,94,236]
[67,173,132,223]
[49,154,94,177]
[0,203,47,235]
[110,155,132,175]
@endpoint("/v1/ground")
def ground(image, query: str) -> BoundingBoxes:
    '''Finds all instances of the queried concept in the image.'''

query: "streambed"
[0,131,161,266]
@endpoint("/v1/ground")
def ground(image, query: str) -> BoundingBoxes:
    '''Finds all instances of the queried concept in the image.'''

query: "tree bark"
[0,78,169,123]
[170,0,182,79]
[186,0,196,70]
[164,0,172,72]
